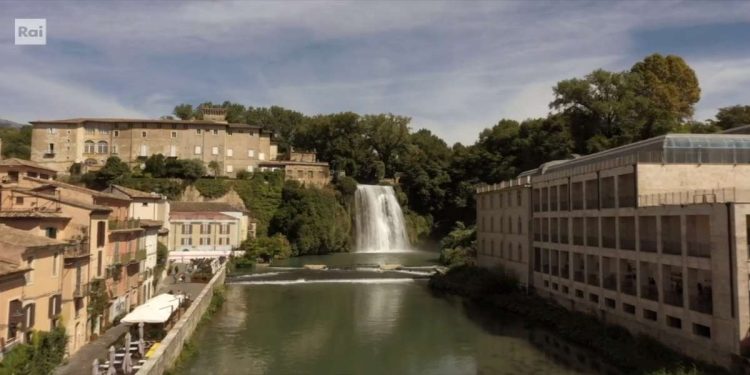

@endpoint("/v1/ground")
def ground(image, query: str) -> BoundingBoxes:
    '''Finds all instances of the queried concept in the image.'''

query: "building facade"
[167,202,251,260]
[29,118,278,177]
[476,134,750,368]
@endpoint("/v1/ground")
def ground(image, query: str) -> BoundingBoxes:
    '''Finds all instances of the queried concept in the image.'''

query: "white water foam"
[354,185,411,253]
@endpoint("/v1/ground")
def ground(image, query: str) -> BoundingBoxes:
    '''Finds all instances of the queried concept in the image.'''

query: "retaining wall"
[136,264,226,375]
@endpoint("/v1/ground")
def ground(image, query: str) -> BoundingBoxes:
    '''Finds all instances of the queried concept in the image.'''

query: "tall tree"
[360,113,411,178]
[714,105,750,130]
[173,104,193,120]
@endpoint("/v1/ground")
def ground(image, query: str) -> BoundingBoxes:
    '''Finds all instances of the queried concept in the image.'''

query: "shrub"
[0,326,68,375]
[438,222,476,267]
[240,234,292,263]
[194,178,230,198]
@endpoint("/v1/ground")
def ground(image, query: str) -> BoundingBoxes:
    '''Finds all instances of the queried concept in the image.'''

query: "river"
[181,252,593,374]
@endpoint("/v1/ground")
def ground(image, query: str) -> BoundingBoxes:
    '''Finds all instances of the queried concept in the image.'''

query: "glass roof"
[664,135,750,149]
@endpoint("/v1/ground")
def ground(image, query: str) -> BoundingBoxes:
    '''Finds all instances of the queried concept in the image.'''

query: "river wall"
[136,264,227,375]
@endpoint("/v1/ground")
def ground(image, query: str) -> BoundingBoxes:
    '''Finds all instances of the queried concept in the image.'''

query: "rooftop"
[169,201,247,213]
[26,177,130,201]
[108,184,164,200]
[0,158,57,173]
[0,225,67,264]
[14,188,112,212]
[31,117,264,130]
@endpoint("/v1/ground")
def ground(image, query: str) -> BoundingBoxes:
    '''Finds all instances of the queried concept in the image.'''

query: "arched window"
[97,141,108,154]
[84,141,95,154]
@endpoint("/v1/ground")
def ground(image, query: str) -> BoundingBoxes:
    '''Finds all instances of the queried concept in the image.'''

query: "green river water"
[181,252,596,374]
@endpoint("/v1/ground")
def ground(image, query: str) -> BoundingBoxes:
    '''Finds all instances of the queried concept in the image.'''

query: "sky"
[2,1,750,145]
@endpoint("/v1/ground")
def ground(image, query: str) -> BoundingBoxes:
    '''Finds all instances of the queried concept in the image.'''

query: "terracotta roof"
[14,189,112,212]
[0,260,29,278]
[109,185,164,200]
[31,118,254,127]
[169,201,247,213]
[0,225,67,248]
[170,212,237,221]
[0,158,57,173]
[0,211,69,219]
[25,177,130,201]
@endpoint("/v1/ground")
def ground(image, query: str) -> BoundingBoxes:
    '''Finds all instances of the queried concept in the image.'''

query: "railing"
[573,235,584,246]
[572,199,584,210]
[573,271,584,282]
[64,242,90,258]
[687,242,711,258]
[689,295,713,314]
[603,274,617,290]
[587,274,599,287]
[662,240,682,255]
[560,233,569,244]
[640,239,657,253]
[114,251,135,264]
[621,280,637,296]
[663,291,684,307]
[560,200,569,211]
[641,285,659,301]
[73,283,89,298]
[638,187,737,207]
[601,197,616,209]
[475,176,531,193]
[551,266,559,276]
[542,265,550,274]
[108,219,141,230]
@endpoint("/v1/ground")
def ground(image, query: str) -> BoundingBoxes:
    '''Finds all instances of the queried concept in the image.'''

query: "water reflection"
[353,283,405,343]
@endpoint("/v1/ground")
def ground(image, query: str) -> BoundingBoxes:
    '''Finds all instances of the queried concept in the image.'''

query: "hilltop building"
[477,133,750,368]
[29,109,331,185]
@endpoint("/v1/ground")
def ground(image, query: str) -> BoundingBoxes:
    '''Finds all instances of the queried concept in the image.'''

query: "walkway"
[55,322,131,375]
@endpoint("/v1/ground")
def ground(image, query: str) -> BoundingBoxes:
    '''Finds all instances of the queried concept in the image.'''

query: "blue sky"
[2,1,750,144]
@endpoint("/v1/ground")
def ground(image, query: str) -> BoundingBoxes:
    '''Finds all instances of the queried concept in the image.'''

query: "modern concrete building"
[476,133,750,368]
[167,202,252,260]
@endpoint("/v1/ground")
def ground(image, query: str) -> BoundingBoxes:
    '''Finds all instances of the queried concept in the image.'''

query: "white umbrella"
[92,358,99,375]
[106,346,116,375]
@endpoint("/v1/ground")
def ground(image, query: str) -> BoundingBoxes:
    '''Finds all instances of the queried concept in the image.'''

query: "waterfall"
[354,185,411,253]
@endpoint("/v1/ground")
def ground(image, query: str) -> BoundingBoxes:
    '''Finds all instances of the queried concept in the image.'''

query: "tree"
[630,53,701,123]
[173,104,194,120]
[180,159,207,181]
[361,114,411,178]
[143,154,167,177]
[95,156,131,188]
[715,105,750,130]
[0,125,32,159]
[240,234,292,263]
[246,106,306,153]
[208,160,221,177]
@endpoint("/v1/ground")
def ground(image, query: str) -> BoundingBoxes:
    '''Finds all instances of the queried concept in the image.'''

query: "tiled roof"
[109,185,163,199]
[0,158,57,172]
[169,201,247,213]
[31,118,256,127]
[170,212,236,221]
[0,261,27,277]
[25,177,130,201]
[0,225,67,248]
[15,189,112,212]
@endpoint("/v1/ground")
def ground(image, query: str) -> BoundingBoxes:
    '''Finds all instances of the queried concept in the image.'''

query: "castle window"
[84,141,95,154]
[97,141,108,154]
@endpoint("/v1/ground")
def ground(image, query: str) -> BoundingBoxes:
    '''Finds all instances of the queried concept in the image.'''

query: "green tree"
[173,104,194,120]
[240,234,292,263]
[178,159,207,181]
[714,105,750,130]
[0,125,32,159]
[144,154,167,177]
[245,106,306,152]
[83,156,131,189]
[361,113,411,178]
[208,160,221,177]
[438,221,476,267]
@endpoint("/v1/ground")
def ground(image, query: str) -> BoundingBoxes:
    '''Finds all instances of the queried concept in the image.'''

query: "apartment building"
[0,225,69,358]
[476,133,750,368]
[29,116,277,177]
[258,150,331,187]
[167,202,251,259]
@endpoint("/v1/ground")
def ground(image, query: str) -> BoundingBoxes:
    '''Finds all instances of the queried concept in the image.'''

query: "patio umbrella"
[106,346,116,375]
[92,358,99,375]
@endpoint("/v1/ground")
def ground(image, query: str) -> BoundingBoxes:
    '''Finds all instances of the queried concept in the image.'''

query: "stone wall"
[135,264,226,375]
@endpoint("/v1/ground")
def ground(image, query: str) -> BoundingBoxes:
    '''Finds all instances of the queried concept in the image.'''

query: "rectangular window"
[258,152,266,161]
[141,131,147,138]
[26,257,34,284]
[213,129,218,135]
[171,131,177,138]
[97,250,102,277]
[693,323,711,338]
[85,127,95,135]
[644,309,657,321]
[667,316,682,329]
[47,143,55,153]
[197,129,202,135]
[246,166,254,172]
[194,146,202,155]
[181,238,192,245]
[15,196,23,205]
[100,128,110,135]
[623,303,636,315]
[45,227,57,239]
[226,165,233,173]
[114,130,120,137]
[227,149,233,157]
[52,253,59,277]
[140,144,148,157]
[212,147,219,155]
[170,145,177,157]
[112,145,118,154]
[248,149,255,158]
[48,127,56,134]
[605,298,616,309]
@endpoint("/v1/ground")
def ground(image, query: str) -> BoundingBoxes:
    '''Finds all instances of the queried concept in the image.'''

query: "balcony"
[687,242,711,258]
[108,219,141,231]
[542,265,550,274]
[585,198,598,210]
[574,271,584,282]
[603,274,617,290]
[64,241,90,259]
[641,286,659,301]
[689,295,713,314]
[113,251,139,265]
[664,291,684,307]
[620,238,636,251]
[619,195,636,208]
[73,283,89,298]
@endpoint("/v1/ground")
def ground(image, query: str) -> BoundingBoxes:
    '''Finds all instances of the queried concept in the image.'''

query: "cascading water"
[354,185,411,252]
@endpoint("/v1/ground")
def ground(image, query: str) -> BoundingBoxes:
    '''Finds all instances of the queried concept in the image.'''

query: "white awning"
[121,293,184,324]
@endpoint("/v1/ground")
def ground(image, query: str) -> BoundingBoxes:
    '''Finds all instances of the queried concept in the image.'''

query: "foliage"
[87,278,109,322]
[235,170,252,180]
[194,178,230,199]
[81,156,131,189]
[118,177,184,200]
[232,172,285,236]
[153,242,168,289]
[173,104,194,120]
[0,326,67,375]
[269,181,350,255]
[438,222,476,267]
[207,160,221,177]
[68,162,82,176]
[240,234,292,263]
[0,125,31,159]
[403,210,432,246]
[429,266,724,375]
[714,105,750,130]
[143,154,167,177]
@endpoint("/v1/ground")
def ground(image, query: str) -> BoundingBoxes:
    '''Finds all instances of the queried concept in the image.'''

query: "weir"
[354,185,411,252]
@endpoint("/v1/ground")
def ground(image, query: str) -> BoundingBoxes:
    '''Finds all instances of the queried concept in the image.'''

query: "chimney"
[201,106,228,123]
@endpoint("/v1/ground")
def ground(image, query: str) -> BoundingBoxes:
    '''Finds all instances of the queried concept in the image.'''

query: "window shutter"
[48,296,54,318]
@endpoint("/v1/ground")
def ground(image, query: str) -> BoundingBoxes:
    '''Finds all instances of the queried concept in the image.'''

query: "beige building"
[259,150,331,188]
[0,225,68,358]
[167,202,251,260]
[29,116,278,177]
[477,133,750,368]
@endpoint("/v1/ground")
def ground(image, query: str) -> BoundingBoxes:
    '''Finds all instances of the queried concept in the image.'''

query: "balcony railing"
[587,274,600,287]
[689,295,713,314]
[663,291,684,307]
[542,265,550,274]
[573,235,584,246]
[587,236,598,247]
[602,237,616,249]
[603,274,617,290]
[113,251,139,265]
[601,197,616,209]
[551,266,559,276]
[109,219,141,231]
[640,239,657,253]
[621,280,637,296]
[573,271,584,282]
[64,241,90,258]
[641,285,659,301]
[687,242,711,258]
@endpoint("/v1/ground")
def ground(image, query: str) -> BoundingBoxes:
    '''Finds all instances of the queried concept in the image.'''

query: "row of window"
[541,281,712,339]
[180,223,232,235]
[79,124,257,135]
[477,189,524,210]
[480,215,524,234]
[479,239,524,262]
[82,140,267,160]
[533,173,636,212]
[180,237,231,246]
